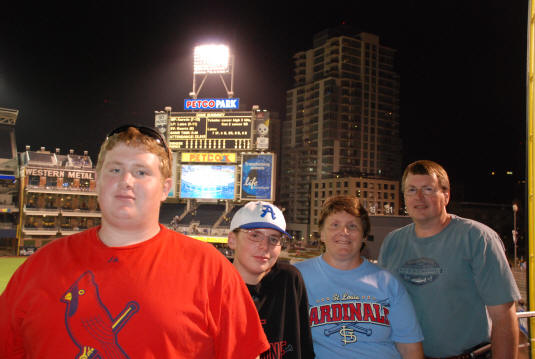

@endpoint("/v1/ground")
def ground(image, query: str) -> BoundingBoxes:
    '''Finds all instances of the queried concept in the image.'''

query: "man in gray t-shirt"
[378,160,520,359]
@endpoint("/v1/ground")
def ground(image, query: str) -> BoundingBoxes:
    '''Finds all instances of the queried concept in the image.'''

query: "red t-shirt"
[0,225,269,358]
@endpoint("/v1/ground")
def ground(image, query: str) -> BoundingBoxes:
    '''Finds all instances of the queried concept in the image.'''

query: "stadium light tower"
[0,107,19,125]
[189,44,234,99]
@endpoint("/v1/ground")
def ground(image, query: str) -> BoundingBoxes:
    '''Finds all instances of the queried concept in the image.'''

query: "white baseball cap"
[230,201,291,238]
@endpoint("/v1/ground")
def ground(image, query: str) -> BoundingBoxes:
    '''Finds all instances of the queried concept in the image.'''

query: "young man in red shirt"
[1,125,269,358]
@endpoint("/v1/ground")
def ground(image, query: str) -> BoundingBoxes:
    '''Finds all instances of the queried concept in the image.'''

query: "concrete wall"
[365,215,413,260]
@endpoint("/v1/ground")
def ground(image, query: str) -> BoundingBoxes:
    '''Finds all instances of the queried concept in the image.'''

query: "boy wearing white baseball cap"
[228,201,315,359]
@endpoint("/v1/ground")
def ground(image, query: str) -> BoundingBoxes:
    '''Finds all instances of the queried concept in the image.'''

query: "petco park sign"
[184,98,239,110]
[181,152,237,163]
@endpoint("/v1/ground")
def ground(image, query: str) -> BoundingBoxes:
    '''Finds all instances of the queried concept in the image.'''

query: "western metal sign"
[25,167,95,180]
[184,98,239,110]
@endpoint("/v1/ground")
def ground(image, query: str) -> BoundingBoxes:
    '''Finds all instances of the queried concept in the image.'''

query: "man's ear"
[227,231,237,250]
[160,178,173,202]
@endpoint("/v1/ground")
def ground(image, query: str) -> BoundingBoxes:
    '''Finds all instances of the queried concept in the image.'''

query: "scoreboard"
[167,111,252,150]
[155,106,275,202]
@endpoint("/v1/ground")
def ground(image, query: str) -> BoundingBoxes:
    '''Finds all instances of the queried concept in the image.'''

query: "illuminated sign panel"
[179,165,236,200]
[193,44,230,74]
[240,153,274,200]
[184,98,239,110]
[167,112,252,150]
[181,153,236,163]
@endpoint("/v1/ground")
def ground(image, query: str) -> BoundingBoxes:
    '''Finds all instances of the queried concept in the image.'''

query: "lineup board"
[167,112,252,150]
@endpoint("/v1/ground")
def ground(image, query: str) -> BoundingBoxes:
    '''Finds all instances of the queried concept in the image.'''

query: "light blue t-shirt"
[295,256,423,359]
[378,215,521,357]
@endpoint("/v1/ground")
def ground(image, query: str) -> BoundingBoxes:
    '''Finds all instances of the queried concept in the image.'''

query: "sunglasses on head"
[107,125,171,159]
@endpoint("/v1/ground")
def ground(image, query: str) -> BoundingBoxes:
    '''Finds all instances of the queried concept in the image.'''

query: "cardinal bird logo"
[61,271,139,358]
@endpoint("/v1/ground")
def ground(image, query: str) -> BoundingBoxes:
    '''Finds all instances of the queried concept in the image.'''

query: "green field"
[0,257,27,294]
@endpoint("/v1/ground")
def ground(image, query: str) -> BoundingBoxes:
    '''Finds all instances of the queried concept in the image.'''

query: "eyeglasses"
[240,229,286,247]
[326,222,361,233]
[107,125,171,159]
[404,186,441,197]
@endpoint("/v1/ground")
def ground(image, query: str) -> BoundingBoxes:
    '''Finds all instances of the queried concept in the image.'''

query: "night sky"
[0,0,528,203]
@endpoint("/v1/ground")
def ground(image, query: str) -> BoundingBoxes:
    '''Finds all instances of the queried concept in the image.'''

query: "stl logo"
[324,323,372,346]
[61,271,139,358]
[339,326,357,345]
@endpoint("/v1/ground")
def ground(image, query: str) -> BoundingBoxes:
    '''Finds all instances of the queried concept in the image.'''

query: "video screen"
[180,165,236,199]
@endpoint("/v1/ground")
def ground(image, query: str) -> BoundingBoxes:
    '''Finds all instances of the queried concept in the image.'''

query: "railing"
[517,311,535,318]
[518,311,535,335]
[455,312,535,357]
[517,311,535,357]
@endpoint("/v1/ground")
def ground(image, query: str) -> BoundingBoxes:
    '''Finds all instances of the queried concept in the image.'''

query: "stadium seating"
[159,202,187,226]
[160,201,245,237]
[217,205,242,228]
[180,204,225,226]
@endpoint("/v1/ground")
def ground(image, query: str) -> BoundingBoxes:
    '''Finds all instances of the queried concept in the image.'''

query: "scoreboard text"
[167,112,252,150]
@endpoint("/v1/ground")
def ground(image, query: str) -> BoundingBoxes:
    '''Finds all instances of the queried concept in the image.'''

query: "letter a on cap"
[261,205,276,220]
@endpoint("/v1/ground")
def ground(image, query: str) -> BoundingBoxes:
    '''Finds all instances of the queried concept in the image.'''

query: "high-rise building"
[280,27,402,240]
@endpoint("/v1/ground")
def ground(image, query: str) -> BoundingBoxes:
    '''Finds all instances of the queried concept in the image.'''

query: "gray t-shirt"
[378,215,520,357]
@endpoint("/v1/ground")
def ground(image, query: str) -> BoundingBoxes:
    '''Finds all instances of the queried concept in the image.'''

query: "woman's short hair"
[318,195,370,238]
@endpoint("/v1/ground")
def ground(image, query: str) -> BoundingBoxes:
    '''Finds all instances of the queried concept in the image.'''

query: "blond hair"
[96,126,172,179]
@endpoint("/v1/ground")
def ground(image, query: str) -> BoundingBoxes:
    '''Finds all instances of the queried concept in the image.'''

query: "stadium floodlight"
[190,44,235,99]
[0,107,19,126]
[194,44,230,74]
